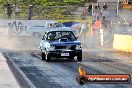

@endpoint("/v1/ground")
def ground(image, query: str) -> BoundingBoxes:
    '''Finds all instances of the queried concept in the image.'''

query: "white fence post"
[100,28,104,46]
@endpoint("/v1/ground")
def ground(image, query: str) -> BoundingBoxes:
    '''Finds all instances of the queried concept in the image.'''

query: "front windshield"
[47,31,75,41]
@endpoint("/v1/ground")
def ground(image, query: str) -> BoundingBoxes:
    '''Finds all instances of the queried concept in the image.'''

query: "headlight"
[50,45,55,51]
[45,43,55,51]
[76,45,82,49]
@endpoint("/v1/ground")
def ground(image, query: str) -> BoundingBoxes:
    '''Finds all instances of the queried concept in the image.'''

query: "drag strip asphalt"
[2,51,132,88]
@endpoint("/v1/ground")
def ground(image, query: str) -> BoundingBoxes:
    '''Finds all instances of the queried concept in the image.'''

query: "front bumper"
[47,50,82,58]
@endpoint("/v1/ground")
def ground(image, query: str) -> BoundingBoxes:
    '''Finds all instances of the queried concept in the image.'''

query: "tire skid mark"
[41,58,132,88]
[31,51,132,87]
[4,52,69,88]
[2,52,36,88]
[3,51,132,88]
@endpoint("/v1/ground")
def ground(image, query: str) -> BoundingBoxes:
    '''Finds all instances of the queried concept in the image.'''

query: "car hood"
[49,41,81,46]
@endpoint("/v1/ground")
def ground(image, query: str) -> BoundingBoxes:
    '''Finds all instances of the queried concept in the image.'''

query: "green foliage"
[4,0,86,6]
[0,0,88,19]
[63,0,84,2]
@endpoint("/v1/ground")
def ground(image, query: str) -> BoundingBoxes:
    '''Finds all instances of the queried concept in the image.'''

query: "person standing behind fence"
[4,3,12,19]
[103,3,108,10]
[15,5,19,18]
[97,3,101,10]
[82,7,88,20]
[93,4,102,22]
[87,5,92,16]
[91,17,102,38]
[28,3,33,20]
[97,3,102,18]
[102,16,107,28]
[93,6,98,21]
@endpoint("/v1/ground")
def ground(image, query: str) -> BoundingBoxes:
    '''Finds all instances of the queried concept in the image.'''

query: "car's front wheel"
[77,53,82,62]
[45,54,51,62]
[41,52,45,60]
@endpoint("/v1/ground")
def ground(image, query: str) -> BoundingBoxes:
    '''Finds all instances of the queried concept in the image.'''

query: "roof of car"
[47,27,75,32]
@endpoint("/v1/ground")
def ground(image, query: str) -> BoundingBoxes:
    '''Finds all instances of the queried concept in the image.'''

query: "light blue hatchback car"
[39,28,82,62]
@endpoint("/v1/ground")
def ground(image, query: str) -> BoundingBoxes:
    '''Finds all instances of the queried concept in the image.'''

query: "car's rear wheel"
[41,52,45,60]
[45,54,51,62]
[77,53,82,62]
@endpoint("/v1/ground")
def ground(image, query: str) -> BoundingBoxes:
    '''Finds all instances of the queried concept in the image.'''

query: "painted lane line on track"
[3,52,36,88]
[0,53,20,88]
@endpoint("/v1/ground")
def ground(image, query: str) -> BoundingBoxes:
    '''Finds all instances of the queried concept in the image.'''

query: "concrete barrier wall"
[97,0,125,2]
[0,20,91,36]
[113,34,132,53]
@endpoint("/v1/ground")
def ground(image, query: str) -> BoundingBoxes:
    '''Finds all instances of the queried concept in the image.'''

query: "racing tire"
[41,52,45,60]
[45,54,51,62]
[77,53,82,62]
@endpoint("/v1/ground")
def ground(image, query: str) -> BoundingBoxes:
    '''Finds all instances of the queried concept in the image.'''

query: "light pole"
[117,1,119,16]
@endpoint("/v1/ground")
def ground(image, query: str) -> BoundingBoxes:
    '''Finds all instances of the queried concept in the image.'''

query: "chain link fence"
[0,5,84,20]
[77,2,118,49]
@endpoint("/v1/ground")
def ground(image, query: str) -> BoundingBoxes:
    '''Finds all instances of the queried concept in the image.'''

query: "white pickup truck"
[26,22,76,38]
[26,22,62,37]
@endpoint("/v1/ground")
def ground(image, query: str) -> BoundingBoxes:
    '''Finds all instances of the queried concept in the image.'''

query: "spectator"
[93,17,102,29]
[15,5,19,18]
[4,3,12,19]
[97,3,101,10]
[93,6,98,21]
[82,7,88,20]
[87,5,92,16]
[103,3,108,10]
[28,3,33,20]
[91,17,102,38]
[102,16,107,28]
[93,5,102,22]
[102,8,109,20]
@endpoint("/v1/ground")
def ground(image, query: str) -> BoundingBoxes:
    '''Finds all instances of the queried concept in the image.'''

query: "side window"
[68,32,73,39]
[47,32,56,40]
[62,32,68,37]
[61,32,75,39]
